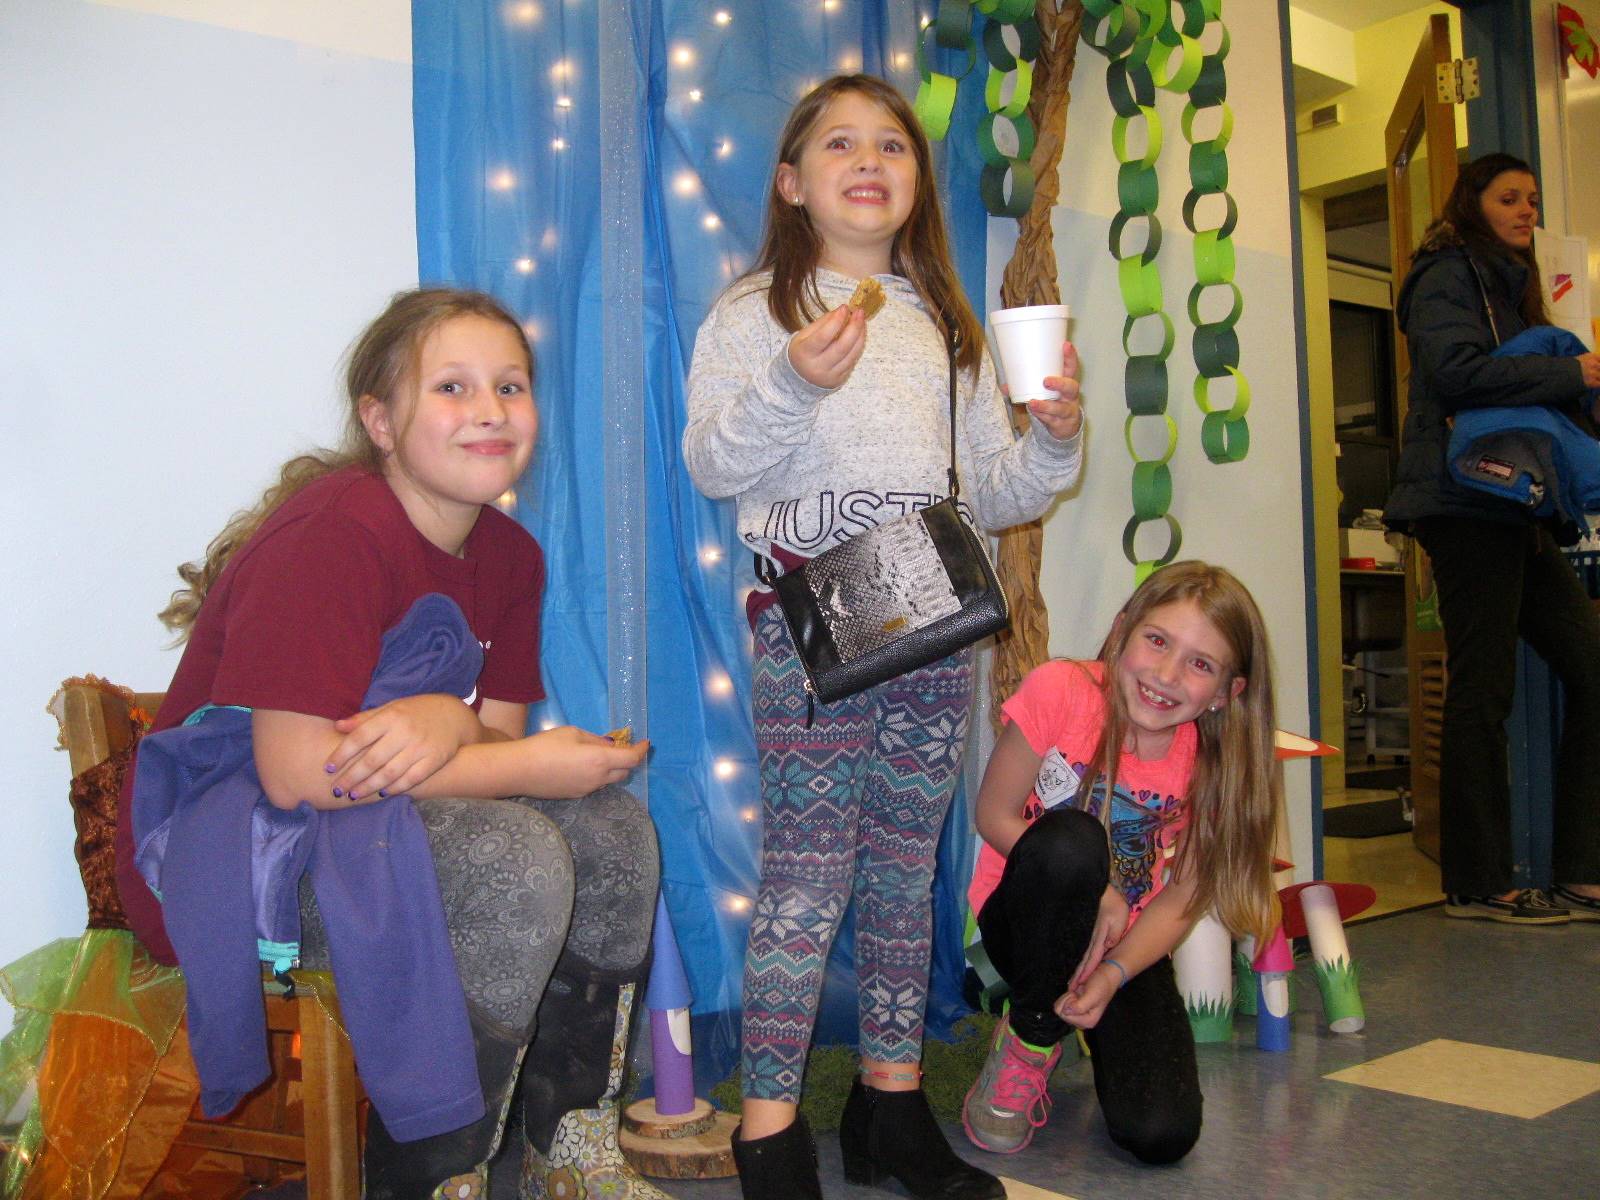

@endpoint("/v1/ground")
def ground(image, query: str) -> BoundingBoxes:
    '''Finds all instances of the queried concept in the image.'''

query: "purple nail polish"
[348,791,359,801]
[332,787,343,798]
[324,763,336,774]
[378,789,389,799]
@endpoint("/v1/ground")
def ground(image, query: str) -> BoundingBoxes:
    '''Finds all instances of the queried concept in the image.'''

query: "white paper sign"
[1535,230,1593,348]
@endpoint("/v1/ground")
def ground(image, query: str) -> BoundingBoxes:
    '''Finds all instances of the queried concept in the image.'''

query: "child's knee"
[1012,807,1109,888]
[1108,1105,1201,1166]
[425,797,575,887]
[533,784,659,890]
[589,782,653,834]
[582,784,659,862]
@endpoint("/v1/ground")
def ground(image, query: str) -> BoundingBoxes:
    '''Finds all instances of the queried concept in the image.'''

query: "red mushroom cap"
[1277,881,1377,939]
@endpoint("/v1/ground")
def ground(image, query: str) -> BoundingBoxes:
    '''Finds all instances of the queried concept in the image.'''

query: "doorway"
[1291,3,1459,916]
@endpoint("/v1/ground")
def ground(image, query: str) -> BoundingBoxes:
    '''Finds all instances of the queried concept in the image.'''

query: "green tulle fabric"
[0,930,186,1198]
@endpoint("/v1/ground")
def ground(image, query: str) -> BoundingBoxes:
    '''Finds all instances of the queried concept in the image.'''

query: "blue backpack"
[1446,325,1600,532]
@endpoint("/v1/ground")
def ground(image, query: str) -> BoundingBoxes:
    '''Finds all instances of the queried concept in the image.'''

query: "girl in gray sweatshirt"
[683,73,1084,1200]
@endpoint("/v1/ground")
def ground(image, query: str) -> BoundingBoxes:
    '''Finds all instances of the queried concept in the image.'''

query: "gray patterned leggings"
[298,785,658,1174]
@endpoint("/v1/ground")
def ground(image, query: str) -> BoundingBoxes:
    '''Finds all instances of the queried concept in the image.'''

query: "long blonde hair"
[158,287,533,636]
[745,74,984,377]
[1076,561,1283,944]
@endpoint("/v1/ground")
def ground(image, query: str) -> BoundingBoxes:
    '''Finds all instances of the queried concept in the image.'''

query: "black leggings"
[1414,517,1600,894]
[977,807,1201,1166]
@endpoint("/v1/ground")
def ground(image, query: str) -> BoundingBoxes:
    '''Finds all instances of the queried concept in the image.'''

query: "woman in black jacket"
[1384,152,1600,924]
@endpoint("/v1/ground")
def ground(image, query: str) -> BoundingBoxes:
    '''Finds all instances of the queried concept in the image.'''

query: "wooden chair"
[52,680,363,1198]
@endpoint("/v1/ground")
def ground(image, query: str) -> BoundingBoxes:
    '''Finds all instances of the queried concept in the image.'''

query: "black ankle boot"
[732,1114,824,1200]
[839,1078,1004,1200]
[362,1003,524,1200]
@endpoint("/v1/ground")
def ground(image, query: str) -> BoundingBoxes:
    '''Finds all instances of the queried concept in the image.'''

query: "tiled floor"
[1326,1038,1600,1119]
[574,908,1600,1200]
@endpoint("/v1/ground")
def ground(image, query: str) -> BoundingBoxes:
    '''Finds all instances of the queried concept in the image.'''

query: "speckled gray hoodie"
[683,268,1083,559]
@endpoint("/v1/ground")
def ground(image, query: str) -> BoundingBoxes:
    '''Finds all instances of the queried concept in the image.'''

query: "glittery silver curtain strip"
[601,0,647,785]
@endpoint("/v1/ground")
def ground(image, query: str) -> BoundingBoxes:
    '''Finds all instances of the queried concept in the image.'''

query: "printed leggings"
[742,605,974,1103]
[298,785,658,1195]
[978,807,1201,1165]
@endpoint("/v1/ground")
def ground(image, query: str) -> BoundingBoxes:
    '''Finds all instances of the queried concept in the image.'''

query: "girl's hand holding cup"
[788,304,867,389]
[1030,341,1083,441]
[990,304,1082,441]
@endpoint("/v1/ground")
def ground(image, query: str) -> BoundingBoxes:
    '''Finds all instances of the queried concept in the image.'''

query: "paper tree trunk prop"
[990,2,1087,731]
[1172,911,1233,1042]
[1252,926,1294,1053]
[644,893,694,1115]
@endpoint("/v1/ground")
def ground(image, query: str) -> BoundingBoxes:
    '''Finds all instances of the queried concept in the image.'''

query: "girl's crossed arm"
[254,704,647,811]
[324,693,514,799]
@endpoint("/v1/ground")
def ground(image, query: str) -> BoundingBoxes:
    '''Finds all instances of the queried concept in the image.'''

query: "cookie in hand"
[847,277,885,319]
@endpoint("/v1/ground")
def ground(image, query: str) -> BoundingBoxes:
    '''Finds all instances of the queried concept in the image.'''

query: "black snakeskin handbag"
[754,325,1010,705]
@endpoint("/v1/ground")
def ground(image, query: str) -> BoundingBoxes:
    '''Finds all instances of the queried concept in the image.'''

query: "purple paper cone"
[651,1007,696,1115]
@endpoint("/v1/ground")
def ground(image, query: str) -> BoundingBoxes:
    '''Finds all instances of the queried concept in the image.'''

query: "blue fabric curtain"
[413,0,992,1088]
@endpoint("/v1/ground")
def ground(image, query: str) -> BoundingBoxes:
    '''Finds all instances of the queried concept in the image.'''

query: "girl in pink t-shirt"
[961,562,1283,1167]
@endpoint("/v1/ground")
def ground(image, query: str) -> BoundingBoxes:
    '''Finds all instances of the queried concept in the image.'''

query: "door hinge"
[1435,57,1481,104]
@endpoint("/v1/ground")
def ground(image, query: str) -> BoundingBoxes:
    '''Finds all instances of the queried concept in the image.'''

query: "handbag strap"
[754,316,964,586]
[1464,255,1502,347]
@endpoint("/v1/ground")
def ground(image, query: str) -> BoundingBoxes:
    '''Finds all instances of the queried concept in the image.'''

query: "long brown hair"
[746,74,984,376]
[1076,561,1283,943]
[1424,152,1550,328]
[159,287,533,635]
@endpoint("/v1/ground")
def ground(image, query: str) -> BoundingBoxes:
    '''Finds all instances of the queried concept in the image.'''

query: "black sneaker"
[1550,884,1600,922]
[1445,889,1570,925]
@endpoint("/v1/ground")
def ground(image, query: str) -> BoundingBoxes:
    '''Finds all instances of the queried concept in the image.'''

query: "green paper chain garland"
[913,0,1040,218]
[1082,0,1249,581]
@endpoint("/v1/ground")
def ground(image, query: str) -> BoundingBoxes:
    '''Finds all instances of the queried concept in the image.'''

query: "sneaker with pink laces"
[961,1017,1062,1154]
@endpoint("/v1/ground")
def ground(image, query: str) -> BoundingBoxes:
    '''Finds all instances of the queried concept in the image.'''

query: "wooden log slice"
[619,1100,739,1180]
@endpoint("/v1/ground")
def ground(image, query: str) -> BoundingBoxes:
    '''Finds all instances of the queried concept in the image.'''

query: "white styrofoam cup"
[989,304,1070,403]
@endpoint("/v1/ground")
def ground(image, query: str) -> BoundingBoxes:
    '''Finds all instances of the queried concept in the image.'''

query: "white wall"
[0,0,416,1018]
[987,7,1318,875]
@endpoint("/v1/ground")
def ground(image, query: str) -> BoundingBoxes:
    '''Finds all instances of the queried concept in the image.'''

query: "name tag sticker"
[1035,748,1082,810]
